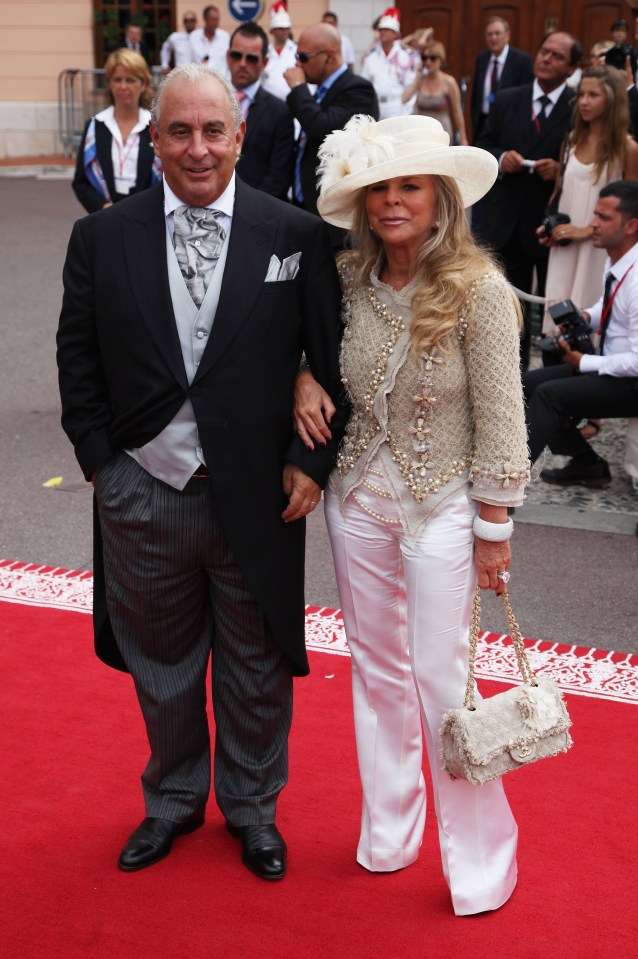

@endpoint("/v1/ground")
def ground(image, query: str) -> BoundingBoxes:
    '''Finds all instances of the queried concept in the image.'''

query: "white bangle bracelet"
[472,516,513,541]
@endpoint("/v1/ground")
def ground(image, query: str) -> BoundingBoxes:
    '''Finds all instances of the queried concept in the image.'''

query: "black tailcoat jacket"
[475,83,573,257]
[57,179,348,676]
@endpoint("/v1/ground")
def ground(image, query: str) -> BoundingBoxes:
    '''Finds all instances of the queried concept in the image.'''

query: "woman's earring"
[433,220,440,231]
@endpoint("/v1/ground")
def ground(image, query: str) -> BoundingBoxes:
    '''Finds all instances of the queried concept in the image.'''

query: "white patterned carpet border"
[1,559,636,706]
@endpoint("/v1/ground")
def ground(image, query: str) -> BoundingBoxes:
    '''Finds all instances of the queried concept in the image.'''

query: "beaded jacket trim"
[335,261,530,504]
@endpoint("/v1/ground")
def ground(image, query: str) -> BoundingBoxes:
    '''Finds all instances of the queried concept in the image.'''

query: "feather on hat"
[316,115,498,230]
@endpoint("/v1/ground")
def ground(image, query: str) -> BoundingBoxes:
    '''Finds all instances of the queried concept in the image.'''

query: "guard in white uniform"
[361,7,416,119]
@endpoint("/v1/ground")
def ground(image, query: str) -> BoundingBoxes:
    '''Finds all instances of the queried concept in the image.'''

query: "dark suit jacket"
[475,83,574,257]
[114,40,152,68]
[470,46,534,141]
[287,69,379,217]
[57,179,348,676]
[629,84,638,141]
[72,118,156,213]
[236,86,295,200]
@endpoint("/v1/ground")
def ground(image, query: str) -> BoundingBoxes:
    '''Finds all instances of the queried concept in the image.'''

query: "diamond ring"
[497,570,511,583]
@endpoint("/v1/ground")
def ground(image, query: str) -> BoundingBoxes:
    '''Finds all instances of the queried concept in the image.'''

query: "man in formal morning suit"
[284,21,379,249]
[227,21,294,201]
[470,16,534,144]
[57,64,347,879]
[475,31,581,368]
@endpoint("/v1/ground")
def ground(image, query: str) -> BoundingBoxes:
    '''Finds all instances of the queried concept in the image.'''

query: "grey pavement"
[1,172,636,654]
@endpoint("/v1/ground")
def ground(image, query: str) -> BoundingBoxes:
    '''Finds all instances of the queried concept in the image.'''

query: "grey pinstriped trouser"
[94,452,293,825]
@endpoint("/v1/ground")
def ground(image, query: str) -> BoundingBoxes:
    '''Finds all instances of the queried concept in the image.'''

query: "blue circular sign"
[228,0,263,23]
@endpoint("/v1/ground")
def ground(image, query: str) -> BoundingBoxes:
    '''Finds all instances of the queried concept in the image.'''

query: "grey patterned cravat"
[173,205,226,307]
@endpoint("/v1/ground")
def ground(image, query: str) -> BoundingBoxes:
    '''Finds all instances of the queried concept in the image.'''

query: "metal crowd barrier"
[57,67,164,157]
[58,68,109,157]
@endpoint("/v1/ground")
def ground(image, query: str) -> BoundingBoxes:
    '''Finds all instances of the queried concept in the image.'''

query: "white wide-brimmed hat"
[316,115,498,229]
[269,2,292,30]
[377,7,401,35]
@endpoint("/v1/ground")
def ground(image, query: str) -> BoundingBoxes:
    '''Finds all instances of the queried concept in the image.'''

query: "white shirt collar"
[606,240,638,278]
[162,172,236,218]
[232,79,261,102]
[532,79,566,105]
[95,106,151,144]
[493,44,509,65]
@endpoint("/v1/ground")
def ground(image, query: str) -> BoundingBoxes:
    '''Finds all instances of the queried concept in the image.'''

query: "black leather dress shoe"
[540,457,611,487]
[226,822,287,880]
[118,816,205,872]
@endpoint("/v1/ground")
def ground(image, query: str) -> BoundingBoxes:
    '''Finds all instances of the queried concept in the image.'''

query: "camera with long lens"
[538,211,571,245]
[539,300,595,365]
[605,43,638,75]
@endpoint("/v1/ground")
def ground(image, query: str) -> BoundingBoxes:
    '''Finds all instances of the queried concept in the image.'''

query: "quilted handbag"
[440,586,572,785]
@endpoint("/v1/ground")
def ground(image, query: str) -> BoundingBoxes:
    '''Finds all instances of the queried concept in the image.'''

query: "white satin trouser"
[325,483,518,916]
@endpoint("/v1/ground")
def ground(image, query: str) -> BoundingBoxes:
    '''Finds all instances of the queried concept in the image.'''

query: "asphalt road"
[1,174,636,654]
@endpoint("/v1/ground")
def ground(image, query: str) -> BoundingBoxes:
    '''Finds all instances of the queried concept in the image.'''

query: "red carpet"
[1,561,637,958]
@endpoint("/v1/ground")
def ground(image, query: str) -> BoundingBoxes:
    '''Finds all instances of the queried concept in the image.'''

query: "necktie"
[490,58,499,95]
[235,89,249,120]
[173,206,226,308]
[599,271,615,355]
[294,84,329,204]
[536,94,551,132]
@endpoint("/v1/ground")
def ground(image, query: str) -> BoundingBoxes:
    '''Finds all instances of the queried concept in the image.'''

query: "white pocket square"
[265,252,302,282]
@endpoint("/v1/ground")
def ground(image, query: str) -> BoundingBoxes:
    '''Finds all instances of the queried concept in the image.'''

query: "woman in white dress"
[540,66,638,337]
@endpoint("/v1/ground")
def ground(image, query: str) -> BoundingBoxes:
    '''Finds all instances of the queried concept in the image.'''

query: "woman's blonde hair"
[105,49,154,109]
[572,65,629,179]
[423,40,446,63]
[343,175,520,355]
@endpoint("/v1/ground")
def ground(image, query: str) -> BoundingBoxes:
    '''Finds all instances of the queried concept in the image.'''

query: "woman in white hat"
[294,115,530,916]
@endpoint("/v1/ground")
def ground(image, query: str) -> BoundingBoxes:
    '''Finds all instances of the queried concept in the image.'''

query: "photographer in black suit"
[476,31,581,367]
[523,181,638,486]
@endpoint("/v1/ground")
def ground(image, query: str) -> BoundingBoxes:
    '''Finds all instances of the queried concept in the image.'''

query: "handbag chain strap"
[463,584,538,711]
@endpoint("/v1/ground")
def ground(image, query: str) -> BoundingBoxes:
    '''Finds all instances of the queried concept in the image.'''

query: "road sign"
[228,0,263,23]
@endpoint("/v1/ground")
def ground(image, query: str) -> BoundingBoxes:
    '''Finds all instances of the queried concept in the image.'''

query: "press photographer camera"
[605,43,638,76]
[538,211,572,245]
[539,299,596,366]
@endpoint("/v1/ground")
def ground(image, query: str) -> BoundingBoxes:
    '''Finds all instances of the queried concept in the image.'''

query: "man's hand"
[281,462,321,522]
[559,337,583,368]
[534,158,560,181]
[283,66,306,89]
[500,150,526,174]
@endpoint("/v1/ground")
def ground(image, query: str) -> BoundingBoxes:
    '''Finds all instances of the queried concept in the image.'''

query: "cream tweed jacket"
[330,259,531,535]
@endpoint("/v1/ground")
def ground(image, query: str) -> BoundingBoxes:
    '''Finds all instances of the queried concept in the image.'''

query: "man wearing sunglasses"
[160,10,198,74]
[284,21,379,249]
[227,22,294,201]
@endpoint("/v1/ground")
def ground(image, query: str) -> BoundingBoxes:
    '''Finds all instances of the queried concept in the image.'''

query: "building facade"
[0,1,633,157]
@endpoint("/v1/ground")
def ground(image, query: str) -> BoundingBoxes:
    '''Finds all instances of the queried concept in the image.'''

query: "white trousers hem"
[452,866,518,916]
[356,841,422,873]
